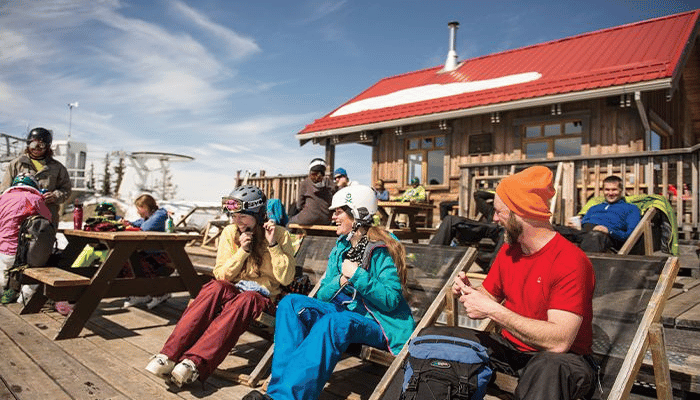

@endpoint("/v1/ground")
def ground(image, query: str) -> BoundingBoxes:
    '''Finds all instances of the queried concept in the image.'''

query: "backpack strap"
[360,240,386,271]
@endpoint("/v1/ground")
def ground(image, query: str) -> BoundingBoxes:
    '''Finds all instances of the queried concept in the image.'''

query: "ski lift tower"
[117,151,194,201]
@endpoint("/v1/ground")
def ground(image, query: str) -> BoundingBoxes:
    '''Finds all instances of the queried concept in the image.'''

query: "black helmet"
[27,127,52,145]
[222,185,267,223]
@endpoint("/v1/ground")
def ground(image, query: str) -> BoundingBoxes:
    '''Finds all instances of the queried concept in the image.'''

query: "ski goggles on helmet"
[222,197,264,214]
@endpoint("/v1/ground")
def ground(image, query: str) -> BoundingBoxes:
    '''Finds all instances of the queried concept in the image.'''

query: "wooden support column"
[325,139,335,176]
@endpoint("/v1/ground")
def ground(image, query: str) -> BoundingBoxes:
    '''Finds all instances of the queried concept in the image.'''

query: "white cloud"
[296,0,348,25]
[209,143,249,154]
[0,30,32,63]
[171,0,261,59]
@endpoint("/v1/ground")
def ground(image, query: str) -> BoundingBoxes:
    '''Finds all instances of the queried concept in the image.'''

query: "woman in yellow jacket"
[145,185,295,387]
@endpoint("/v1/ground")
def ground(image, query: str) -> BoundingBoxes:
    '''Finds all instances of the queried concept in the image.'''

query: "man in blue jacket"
[560,175,640,252]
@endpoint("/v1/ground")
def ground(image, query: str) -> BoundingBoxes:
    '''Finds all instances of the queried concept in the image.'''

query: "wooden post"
[693,152,698,233]
[649,323,673,400]
[325,139,335,177]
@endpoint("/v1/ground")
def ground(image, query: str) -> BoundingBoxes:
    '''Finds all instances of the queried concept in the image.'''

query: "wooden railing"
[459,144,700,239]
[235,171,306,210]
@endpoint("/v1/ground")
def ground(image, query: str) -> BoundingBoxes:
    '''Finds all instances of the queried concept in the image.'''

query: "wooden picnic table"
[378,201,435,243]
[21,230,204,340]
[287,223,338,237]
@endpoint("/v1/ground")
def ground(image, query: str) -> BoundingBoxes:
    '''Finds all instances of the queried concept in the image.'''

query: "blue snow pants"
[267,294,388,400]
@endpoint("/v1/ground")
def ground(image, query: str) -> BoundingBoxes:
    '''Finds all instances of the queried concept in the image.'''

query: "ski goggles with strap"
[222,197,264,214]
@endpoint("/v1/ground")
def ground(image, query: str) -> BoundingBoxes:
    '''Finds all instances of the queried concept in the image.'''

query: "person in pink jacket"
[0,173,52,302]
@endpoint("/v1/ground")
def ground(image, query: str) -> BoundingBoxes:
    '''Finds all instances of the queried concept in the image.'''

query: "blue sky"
[1,0,697,202]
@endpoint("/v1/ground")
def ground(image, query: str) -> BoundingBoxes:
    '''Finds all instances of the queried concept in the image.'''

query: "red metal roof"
[299,9,700,137]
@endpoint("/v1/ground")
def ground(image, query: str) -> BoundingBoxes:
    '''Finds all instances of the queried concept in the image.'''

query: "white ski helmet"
[329,184,377,225]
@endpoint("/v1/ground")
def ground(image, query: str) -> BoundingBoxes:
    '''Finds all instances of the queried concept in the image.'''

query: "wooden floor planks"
[0,306,125,400]
[0,292,391,400]
[4,278,700,400]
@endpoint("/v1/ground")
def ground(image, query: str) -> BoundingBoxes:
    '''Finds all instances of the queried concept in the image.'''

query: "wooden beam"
[618,207,657,255]
[649,323,673,400]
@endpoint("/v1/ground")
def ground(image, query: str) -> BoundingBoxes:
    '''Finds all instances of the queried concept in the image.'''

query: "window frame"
[403,131,450,190]
[521,119,584,159]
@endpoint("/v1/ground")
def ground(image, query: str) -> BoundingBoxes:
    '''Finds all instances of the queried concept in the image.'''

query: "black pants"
[474,190,495,222]
[432,327,596,400]
[439,200,459,220]
[430,215,503,246]
[555,224,620,253]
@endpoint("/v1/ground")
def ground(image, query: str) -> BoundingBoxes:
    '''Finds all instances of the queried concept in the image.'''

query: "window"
[523,120,582,159]
[406,134,446,186]
[650,130,661,151]
[469,133,493,154]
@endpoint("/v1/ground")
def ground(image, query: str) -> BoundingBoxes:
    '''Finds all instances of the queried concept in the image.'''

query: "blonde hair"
[366,226,407,287]
[134,194,158,214]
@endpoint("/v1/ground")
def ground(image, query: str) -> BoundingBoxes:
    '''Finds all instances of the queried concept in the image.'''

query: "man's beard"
[503,213,523,244]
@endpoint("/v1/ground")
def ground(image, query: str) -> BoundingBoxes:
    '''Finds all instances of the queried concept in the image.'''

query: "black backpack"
[13,214,56,269]
[6,215,57,292]
[400,326,492,400]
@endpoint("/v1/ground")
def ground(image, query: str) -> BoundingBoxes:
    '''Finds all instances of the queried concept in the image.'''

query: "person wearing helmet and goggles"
[0,173,52,304]
[146,185,295,388]
[0,127,72,227]
[244,185,414,400]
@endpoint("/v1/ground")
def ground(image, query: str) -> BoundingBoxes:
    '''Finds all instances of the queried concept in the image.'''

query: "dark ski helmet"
[222,185,267,223]
[27,127,52,146]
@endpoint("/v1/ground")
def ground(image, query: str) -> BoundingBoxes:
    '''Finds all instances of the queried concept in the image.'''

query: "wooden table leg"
[407,211,419,243]
[54,243,136,340]
[19,284,49,314]
[164,243,204,298]
[385,208,397,229]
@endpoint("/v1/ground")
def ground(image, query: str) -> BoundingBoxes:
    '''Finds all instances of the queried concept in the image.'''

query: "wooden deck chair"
[219,235,338,387]
[247,244,478,389]
[577,193,678,256]
[374,253,679,400]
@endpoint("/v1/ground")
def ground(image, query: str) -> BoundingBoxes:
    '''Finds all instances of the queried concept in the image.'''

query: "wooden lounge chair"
[577,193,678,256]
[244,242,478,389]
[370,253,680,400]
[211,234,339,386]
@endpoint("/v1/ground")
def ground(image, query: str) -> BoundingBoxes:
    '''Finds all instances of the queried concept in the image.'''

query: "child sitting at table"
[122,194,174,309]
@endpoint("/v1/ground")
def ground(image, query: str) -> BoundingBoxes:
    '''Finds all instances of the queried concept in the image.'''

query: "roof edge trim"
[296,78,673,141]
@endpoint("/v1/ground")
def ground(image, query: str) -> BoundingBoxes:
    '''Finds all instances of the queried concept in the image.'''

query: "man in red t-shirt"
[452,166,596,400]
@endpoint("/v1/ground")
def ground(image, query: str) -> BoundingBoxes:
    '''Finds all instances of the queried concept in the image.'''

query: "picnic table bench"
[378,201,436,243]
[287,223,338,237]
[20,230,206,340]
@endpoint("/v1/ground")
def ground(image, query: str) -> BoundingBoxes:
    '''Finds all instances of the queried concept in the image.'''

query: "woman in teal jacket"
[245,185,414,400]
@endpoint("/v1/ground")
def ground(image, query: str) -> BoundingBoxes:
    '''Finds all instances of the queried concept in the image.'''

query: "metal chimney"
[444,21,459,71]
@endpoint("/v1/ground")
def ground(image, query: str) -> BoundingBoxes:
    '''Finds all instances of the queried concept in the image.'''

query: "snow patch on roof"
[330,71,543,117]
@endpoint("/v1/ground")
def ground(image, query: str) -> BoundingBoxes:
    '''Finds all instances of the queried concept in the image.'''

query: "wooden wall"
[370,88,690,226]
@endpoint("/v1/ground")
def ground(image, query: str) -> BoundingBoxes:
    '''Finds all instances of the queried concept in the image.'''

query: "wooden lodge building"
[251,10,700,238]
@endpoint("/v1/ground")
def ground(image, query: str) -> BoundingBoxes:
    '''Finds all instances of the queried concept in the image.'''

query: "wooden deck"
[3,287,700,400]
[2,242,700,400]
[0,294,388,400]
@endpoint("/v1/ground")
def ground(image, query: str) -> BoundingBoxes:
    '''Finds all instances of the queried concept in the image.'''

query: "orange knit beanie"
[495,166,555,221]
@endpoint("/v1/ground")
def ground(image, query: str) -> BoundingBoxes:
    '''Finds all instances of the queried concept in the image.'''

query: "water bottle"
[165,214,174,233]
[73,200,83,230]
